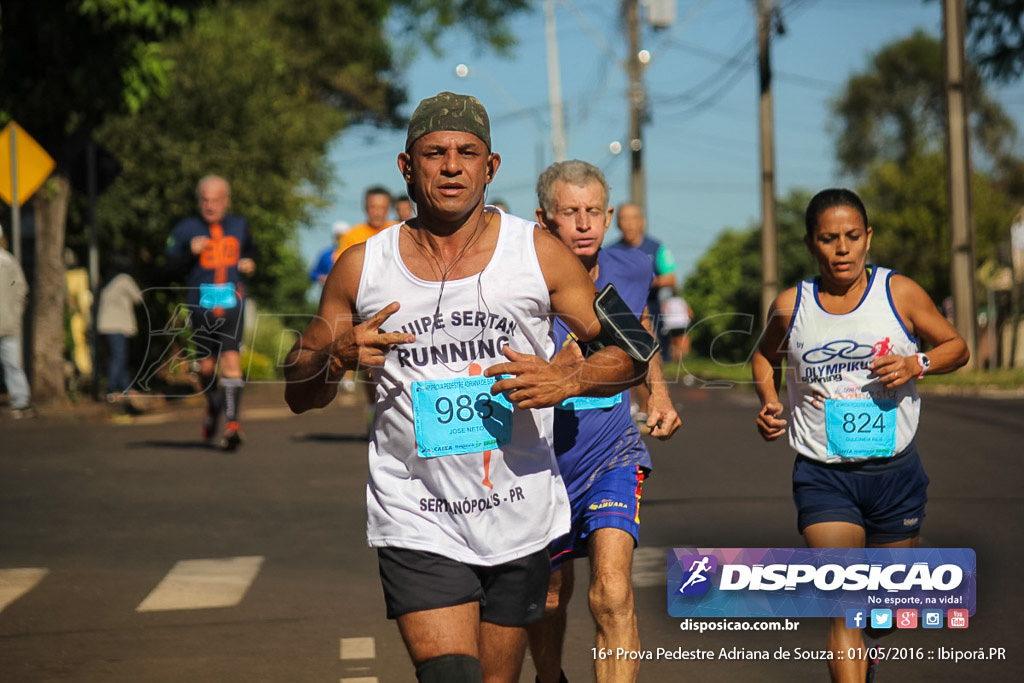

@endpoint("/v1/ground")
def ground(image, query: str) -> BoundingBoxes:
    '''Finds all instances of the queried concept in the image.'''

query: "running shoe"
[201,411,219,441]
[11,406,35,419]
[220,421,243,451]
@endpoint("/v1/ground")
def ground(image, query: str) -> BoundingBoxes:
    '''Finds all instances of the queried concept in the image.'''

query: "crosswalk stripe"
[0,568,49,613]
[136,556,264,612]
[340,636,376,660]
[632,545,670,588]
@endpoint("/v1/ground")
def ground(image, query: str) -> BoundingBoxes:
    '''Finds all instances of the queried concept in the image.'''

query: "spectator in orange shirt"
[339,186,396,253]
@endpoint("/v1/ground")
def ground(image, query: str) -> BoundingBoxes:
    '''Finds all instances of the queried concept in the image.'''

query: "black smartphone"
[593,283,659,363]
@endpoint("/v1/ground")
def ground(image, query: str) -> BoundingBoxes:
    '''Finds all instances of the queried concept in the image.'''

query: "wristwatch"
[916,353,931,378]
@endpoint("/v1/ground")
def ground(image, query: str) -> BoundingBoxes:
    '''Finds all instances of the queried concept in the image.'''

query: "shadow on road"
[292,433,368,443]
[124,440,223,450]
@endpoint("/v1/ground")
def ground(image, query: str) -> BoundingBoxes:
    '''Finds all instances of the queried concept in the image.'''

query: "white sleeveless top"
[355,208,570,565]
[784,267,921,464]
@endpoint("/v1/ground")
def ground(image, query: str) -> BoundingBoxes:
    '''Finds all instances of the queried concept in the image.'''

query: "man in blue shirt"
[609,203,677,361]
[529,161,680,683]
[166,175,257,450]
[309,220,351,286]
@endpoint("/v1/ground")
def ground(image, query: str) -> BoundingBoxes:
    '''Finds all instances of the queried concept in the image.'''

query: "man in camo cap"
[405,90,492,151]
[285,91,645,683]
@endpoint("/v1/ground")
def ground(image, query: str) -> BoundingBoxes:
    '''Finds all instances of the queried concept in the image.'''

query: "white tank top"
[784,267,921,463]
[356,208,570,565]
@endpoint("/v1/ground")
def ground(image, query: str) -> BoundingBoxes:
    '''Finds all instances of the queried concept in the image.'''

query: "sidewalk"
[2,381,297,425]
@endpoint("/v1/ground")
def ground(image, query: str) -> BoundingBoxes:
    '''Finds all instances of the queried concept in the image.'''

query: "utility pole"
[544,0,567,162]
[943,0,978,369]
[757,0,779,322]
[625,0,646,212]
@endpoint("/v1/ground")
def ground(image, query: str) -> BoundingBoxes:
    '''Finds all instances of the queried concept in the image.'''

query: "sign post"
[1,121,56,262]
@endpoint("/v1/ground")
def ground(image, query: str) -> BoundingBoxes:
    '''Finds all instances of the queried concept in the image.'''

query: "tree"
[830,29,1023,303]
[830,30,1017,179]
[93,0,536,314]
[926,0,1024,83]
[682,191,817,364]
[966,0,1024,82]
[1,0,532,404]
[92,2,357,315]
[859,151,1019,299]
[0,0,201,405]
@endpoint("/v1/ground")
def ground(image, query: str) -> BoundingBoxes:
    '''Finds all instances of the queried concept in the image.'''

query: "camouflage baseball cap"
[405,91,491,152]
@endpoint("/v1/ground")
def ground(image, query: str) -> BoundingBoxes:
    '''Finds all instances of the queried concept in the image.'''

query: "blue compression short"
[792,442,929,544]
[549,464,648,570]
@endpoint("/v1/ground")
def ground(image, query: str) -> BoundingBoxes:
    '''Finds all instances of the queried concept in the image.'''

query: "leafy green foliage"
[394,0,531,57]
[2,0,532,403]
[941,0,1024,83]
[92,3,346,313]
[0,0,201,159]
[827,27,1022,318]
[860,151,1020,300]
[829,30,1017,179]
[84,0,533,316]
[682,191,817,364]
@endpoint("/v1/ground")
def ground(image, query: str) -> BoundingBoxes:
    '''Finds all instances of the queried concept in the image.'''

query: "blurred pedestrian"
[660,293,693,362]
[338,186,395,253]
[309,220,351,286]
[394,194,415,222]
[165,175,257,450]
[97,255,144,403]
[0,222,33,419]
[609,202,677,420]
[609,203,677,359]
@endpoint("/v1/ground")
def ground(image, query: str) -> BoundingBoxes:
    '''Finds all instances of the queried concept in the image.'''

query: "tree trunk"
[30,174,71,406]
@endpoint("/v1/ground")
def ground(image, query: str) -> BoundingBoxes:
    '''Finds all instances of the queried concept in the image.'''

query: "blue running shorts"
[549,464,648,570]
[793,442,929,544]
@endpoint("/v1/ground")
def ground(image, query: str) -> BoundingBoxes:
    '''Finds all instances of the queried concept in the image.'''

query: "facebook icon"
[845,609,866,629]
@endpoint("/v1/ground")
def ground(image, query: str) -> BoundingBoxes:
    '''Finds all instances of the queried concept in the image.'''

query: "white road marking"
[632,545,670,588]
[340,637,376,660]
[0,568,49,613]
[136,556,264,612]
[340,678,378,683]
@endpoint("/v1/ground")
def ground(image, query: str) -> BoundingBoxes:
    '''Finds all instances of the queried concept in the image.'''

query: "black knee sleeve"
[415,654,482,683]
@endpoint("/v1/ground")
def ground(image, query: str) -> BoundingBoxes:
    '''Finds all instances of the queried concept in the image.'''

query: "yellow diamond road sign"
[0,121,56,206]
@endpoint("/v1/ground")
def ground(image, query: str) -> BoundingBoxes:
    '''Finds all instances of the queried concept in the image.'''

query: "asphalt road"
[1,381,1021,682]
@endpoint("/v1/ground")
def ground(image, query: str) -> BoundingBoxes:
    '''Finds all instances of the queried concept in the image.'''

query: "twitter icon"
[870,609,892,629]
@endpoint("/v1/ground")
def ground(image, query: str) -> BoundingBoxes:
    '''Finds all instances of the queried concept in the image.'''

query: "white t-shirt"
[661,295,691,333]
[356,208,571,565]
[784,267,921,463]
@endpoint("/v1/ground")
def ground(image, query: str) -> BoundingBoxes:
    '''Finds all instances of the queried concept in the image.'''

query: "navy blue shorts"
[549,465,648,570]
[792,443,929,544]
[377,547,550,626]
[188,305,244,357]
